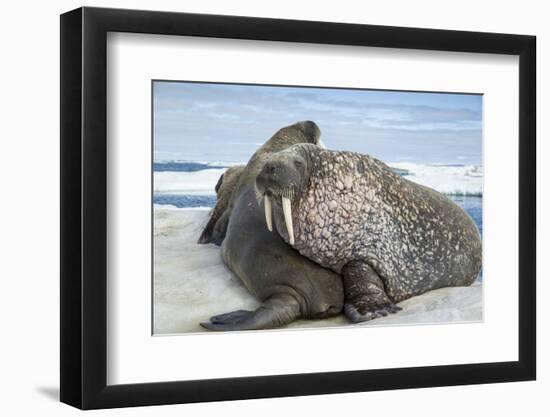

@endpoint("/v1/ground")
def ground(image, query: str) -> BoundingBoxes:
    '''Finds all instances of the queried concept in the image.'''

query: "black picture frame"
[60,6,536,410]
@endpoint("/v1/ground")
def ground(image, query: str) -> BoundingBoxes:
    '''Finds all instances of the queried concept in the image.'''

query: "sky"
[153,81,482,165]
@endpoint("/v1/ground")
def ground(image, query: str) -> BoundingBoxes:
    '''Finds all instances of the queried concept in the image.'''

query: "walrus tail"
[200,294,300,331]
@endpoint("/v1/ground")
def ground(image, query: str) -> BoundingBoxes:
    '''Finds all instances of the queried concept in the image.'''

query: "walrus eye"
[294,160,303,169]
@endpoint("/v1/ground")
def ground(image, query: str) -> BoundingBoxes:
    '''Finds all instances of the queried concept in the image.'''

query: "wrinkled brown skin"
[199,121,344,331]
[197,165,245,245]
[256,143,482,323]
[197,120,324,245]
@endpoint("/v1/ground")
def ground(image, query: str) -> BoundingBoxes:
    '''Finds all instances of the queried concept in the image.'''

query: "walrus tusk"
[282,196,295,245]
[264,195,273,232]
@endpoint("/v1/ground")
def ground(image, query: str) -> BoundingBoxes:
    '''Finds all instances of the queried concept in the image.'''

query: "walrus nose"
[264,161,277,175]
[261,162,283,183]
[256,168,272,188]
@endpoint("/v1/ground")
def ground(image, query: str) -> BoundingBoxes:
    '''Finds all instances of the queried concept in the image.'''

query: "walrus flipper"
[198,207,231,245]
[197,211,220,244]
[342,261,401,323]
[210,209,231,246]
[200,294,300,331]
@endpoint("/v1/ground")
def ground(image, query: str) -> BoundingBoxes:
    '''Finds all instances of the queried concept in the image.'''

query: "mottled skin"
[198,120,322,245]
[256,143,482,322]
[197,165,245,245]
[200,122,344,331]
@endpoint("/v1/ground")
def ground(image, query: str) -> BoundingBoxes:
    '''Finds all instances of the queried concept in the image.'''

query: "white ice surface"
[153,208,482,335]
[389,162,482,196]
[154,168,226,195]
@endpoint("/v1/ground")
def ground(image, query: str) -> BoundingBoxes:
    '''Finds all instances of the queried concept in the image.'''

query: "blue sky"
[153,81,482,165]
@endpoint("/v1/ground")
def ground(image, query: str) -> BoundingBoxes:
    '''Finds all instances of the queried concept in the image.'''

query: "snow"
[389,162,482,196]
[154,168,227,195]
[153,208,482,335]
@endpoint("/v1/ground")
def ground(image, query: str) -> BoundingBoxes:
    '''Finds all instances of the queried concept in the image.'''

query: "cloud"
[153,82,482,164]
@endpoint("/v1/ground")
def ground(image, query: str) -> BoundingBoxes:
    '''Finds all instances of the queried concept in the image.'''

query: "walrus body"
[200,122,344,331]
[256,143,482,322]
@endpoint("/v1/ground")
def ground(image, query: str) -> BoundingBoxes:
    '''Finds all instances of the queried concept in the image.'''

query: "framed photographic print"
[60,6,536,410]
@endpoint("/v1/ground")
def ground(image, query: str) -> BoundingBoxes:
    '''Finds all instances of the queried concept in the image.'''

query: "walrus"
[255,143,482,322]
[200,121,344,330]
[201,184,344,330]
[197,120,323,245]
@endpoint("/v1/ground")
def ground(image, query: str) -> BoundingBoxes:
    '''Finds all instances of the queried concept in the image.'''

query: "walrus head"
[255,144,318,245]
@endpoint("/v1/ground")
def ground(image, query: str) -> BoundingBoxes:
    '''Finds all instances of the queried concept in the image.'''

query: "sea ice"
[389,162,482,196]
[154,168,227,195]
